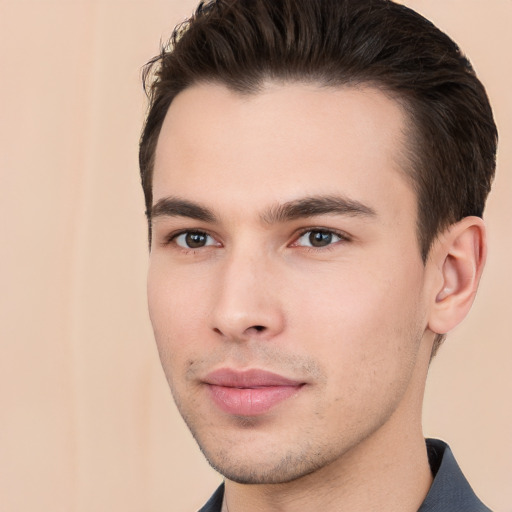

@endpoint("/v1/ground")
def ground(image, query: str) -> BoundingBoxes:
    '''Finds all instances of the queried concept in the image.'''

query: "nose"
[210,247,285,341]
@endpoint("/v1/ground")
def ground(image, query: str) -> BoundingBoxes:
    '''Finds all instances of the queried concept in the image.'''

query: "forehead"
[152,82,415,219]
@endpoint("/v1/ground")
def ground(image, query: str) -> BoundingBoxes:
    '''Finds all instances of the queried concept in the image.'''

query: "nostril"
[252,325,266,332]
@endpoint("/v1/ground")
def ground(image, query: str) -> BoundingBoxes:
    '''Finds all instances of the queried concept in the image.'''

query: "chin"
[206,455,324,485]
[196,436,339,485]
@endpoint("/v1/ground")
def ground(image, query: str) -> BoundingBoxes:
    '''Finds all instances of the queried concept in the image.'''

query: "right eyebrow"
[150,197,217,223]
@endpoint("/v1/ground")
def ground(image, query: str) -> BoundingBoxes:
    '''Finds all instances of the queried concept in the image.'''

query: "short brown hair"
[139,0,497,350]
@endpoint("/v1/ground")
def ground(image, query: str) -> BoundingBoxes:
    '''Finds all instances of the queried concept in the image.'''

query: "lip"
[204,368,304,416]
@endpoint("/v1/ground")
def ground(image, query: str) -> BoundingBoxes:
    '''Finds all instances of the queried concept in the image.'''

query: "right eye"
[174,231,217,249]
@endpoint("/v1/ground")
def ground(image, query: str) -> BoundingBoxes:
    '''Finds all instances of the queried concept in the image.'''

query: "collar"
[418,438,491,512]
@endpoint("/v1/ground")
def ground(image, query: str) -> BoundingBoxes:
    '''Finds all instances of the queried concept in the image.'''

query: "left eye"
[174,231,217,249]
[295,230,342,248]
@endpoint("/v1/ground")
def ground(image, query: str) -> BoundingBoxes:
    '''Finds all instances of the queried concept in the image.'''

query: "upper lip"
[204,368,304,388]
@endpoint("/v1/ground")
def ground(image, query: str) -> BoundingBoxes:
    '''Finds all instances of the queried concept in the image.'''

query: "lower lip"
[207,384,302,416]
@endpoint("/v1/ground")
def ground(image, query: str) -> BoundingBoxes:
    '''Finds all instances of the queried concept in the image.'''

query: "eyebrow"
[151,197,217,222]
[150,194,376,224]
[261,195,377,224]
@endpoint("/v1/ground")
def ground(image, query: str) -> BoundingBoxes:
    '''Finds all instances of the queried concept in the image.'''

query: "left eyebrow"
[261,195,377,224]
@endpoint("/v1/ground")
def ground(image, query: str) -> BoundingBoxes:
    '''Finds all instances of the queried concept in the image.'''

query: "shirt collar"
[418,438,491,512]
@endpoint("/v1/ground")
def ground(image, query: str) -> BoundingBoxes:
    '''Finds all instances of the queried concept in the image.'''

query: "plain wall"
[0,1,510,511]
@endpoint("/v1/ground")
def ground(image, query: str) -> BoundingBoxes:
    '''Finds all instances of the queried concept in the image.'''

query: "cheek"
[147,262,210,369]
[287,260,425,375]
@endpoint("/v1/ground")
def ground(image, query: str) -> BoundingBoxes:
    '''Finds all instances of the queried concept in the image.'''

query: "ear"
[427,216,487,335]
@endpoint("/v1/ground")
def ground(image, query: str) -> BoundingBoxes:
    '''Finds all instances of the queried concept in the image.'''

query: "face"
[148,83,434,484]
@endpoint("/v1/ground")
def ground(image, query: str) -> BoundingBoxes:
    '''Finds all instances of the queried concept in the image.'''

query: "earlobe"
[428,217,487,335]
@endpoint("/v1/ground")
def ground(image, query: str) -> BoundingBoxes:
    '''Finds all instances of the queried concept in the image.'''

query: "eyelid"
[162,228,221,248]
[290,227,351,248]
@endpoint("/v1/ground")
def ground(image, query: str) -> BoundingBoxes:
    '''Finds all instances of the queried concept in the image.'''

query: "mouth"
[203,368,305,416]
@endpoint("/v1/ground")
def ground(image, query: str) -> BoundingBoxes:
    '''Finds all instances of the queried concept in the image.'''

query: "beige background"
[0,1,510,511]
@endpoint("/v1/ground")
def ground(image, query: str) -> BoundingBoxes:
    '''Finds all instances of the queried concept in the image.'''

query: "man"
[139,0,497,510]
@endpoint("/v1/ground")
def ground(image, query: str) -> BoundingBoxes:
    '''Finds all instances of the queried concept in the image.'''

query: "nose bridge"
[211,239,284,339]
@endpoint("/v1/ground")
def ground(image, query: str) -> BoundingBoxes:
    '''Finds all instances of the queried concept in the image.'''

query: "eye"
[174,231,217,249]
[295,229,343,248]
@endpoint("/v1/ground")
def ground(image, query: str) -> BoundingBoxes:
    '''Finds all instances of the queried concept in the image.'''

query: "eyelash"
[163,229,216,248]
[162,227,350,251]
[292,228,350,250]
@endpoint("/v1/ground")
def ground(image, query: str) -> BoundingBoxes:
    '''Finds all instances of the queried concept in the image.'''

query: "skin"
[147,82,486,512]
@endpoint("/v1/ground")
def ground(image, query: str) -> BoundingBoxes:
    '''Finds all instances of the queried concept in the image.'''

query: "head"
[140,0,496,355]
[140,0,496,485]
